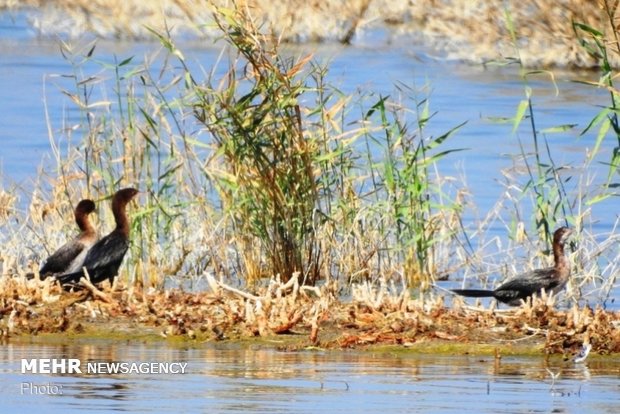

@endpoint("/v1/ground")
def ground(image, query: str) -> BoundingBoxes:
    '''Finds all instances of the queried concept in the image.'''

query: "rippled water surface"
[1,340,619,413]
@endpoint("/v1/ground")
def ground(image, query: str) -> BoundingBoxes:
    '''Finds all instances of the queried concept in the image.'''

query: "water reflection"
[1,339,619,413]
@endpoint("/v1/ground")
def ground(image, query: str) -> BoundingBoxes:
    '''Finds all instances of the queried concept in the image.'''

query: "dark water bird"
[55,188,138,288]
[36,199,98,279]
[452,227,573,306]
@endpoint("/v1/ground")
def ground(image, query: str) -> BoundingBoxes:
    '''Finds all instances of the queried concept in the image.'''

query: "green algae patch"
[366,340,546,357]
[9,327,619,362]
[38,325,163,343]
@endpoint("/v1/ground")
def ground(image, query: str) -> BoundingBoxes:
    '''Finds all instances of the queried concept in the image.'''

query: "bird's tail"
[451,289,495,298]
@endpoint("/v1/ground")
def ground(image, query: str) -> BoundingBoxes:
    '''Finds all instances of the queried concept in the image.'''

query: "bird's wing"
[40,240,86,275]
[55,232,129,287]
[495,268,555,298]
[82,232,129,270]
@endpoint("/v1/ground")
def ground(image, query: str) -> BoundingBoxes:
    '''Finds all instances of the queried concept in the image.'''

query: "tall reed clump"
[188,6,466,286]
[140,4,466,287]
[9,4,467,289]
[189,8,321,284]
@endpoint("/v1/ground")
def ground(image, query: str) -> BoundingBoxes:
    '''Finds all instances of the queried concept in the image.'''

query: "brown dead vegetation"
[1,273,618,358]
[1,0,619,67]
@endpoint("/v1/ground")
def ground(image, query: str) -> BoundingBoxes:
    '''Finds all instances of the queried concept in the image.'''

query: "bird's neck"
[113,201,130,237]
[553,242,567,269]
[76,215,94,235]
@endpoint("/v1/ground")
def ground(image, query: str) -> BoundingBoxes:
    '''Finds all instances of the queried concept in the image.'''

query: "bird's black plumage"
[40,243,87,276]
[55,232,129,286]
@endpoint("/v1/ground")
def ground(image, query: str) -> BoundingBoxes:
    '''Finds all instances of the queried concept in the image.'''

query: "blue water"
[1,340,619,413]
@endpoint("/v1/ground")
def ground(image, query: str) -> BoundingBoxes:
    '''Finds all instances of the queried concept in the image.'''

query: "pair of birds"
[452,226,573,306]
[36,188,139,288]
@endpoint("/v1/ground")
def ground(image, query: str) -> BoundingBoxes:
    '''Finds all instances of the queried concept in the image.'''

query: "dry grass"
[2,0,620,67]
[416,0,618,67]
[0,0,381,41]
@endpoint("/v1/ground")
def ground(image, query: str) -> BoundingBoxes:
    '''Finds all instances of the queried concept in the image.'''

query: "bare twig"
[78,270,113,303]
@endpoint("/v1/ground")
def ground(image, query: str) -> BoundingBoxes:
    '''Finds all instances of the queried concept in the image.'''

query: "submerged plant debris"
[1,274,618,358]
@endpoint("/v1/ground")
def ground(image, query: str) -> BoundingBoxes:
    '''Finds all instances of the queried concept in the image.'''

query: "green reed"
[497,0,620,248]
[501,7,575,246]
[360,87,465,287]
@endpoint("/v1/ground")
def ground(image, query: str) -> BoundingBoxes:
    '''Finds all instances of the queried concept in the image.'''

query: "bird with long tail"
[452,227,573,306]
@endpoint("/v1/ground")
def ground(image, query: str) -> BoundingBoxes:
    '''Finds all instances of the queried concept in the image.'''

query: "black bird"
[55,188,138,288]
[37,199,97,279]
[452,227,573,306]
